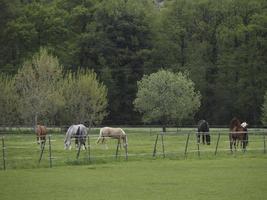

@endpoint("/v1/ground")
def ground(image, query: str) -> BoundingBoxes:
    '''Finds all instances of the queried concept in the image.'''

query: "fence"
[1,128,266,170]
[152,129,267,158]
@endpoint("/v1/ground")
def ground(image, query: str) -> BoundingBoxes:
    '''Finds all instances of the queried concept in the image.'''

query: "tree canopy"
[0,0,266,125]
[134,70,201,128]
[1,48,108,126]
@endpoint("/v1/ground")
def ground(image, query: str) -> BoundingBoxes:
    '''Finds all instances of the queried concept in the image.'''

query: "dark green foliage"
[0,0,266,125]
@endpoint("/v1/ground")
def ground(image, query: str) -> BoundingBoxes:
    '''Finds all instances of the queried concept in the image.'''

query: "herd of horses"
[36,124,128,151]
[35,117,248,152]
[197,118,249,151]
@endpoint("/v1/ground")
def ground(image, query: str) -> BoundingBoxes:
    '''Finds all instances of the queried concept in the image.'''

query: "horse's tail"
[121,129,128,147]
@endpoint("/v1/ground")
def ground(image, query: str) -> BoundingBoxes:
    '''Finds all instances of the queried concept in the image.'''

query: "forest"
[0,0,267,126]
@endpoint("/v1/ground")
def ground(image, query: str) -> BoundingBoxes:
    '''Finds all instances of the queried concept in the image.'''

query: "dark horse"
[229,117,248,152]
[197,120,210,145]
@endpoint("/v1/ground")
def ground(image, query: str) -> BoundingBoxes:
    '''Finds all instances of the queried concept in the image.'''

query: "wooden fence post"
[86,135,91,162]
[161,133,165,158]
[48,135,52,168]
[125,144,128,161]
[184,133,190,159]
[152,134,159,157]
[38,140,46,164]
[76,144,81,160]
[197,143,200,158]
[115,138,121,159]
[264,135,266,154]
[2,136,6,170]
[214,133,221,156]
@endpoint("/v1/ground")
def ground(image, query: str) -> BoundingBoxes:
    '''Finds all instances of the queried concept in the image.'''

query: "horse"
[229,117,248,152]
[36,125,47,145]
[96,127,128,149]
[241,122,249,147]
[64,124,87,150]
[197,120,211,145]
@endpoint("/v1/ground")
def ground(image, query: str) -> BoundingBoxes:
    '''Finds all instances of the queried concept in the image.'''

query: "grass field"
[0,127,267,199]
[0,158,267,200]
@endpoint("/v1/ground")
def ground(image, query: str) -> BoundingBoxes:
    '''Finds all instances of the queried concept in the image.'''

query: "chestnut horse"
[36,125,47,145]
[229,118,248,152]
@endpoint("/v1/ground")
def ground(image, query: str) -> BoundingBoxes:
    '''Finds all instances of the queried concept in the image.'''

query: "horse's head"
[198,120,209,132]
[230,117,241,130]
[64,125,74,150]
[241,122,248,128]
[64,139,71,150]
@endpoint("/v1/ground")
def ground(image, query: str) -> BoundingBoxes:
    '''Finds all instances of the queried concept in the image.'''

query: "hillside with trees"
[0,0,266,125]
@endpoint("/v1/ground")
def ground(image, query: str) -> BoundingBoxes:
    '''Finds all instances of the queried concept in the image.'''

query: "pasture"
[0,127,266,169]
[0,158,267,200]
[0,127,267,199]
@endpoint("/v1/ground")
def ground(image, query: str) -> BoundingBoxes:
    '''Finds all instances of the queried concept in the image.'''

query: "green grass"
[0,158,267,200]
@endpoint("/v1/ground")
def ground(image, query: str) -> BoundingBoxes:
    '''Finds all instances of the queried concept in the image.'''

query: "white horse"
[64,124,87,150]
[96,127,128,149]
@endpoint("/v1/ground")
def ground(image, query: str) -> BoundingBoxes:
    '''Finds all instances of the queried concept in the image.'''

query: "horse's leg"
[82,137,86,150]
[101,137,108,149]
[96,135,104,144]
[41,136,46,146]
[234,138,237,151]
[229,134,233,153]
[202,133,205,144]
[242,135,246,152]
[119,136,122,149]
[197,132,200,144]
[96,137,100,144]
[206,134,210,145]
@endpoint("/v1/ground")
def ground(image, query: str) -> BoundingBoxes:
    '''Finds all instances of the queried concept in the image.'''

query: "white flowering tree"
[134,69,201,131]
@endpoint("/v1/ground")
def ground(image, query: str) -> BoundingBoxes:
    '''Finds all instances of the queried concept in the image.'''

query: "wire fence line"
[1,129,267,170]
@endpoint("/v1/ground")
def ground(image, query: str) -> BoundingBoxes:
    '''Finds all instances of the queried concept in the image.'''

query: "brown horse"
[229,118,248,152]
[36,125,47,145]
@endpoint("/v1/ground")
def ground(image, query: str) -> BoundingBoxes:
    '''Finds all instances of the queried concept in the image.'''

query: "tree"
[215,0,267,124]
[0,74,19,125]
[14,48,64,126]
[261,91,267,126]
[134,69,201,131]
[62,69,108,128]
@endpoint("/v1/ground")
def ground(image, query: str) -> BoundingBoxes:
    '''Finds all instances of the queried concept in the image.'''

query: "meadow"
[0,127,267,200]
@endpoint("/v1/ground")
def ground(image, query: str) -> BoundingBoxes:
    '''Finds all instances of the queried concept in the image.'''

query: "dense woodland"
[0,0,267,126]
